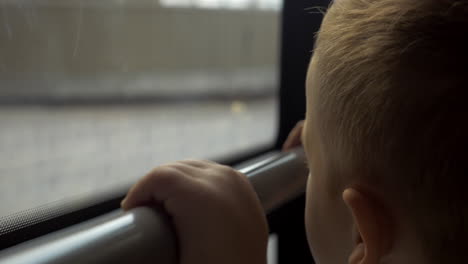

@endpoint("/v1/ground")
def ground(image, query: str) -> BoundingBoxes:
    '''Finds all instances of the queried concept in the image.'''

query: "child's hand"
[282,120,305,151]
[121,160,269,264]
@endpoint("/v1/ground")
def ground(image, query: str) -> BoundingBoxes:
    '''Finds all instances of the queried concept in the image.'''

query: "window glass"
[0,0,280,217]
[159,0,280,10]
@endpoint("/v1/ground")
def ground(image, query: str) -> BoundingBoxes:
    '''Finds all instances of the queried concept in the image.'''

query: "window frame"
[0,3,330,264]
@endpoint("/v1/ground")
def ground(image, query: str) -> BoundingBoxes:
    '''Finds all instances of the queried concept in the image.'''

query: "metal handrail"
[0,148,308,264]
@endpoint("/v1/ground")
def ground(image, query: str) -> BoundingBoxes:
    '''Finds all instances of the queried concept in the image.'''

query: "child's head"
[302,0,468,263]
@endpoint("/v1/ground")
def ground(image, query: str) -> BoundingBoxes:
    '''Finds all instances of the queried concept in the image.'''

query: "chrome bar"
[0,148,308,264]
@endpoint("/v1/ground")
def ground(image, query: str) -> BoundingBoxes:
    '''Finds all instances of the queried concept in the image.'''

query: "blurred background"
[0,0,280,217]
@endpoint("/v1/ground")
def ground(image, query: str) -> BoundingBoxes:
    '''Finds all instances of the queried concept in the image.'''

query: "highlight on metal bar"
[0,148,308,264]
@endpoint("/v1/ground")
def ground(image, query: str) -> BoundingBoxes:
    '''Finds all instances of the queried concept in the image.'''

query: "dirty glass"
[0,0,281,217]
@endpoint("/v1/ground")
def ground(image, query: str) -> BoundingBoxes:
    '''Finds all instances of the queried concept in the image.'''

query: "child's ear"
[342,188,393,264]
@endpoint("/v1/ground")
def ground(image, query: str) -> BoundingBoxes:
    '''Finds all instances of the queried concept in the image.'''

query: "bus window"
[0,0,281,217]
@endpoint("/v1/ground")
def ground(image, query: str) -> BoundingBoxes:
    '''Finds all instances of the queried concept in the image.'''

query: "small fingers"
[178,159,217,168]
[121,165,189,210]
[282,120,305,151]
[121,159,227,213]
[121,160,220,210]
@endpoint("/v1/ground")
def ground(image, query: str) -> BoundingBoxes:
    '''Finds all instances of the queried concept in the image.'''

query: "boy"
[121,0,468,263]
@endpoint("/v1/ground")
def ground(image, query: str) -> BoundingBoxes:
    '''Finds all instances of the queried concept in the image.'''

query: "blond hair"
[313,0,468,262]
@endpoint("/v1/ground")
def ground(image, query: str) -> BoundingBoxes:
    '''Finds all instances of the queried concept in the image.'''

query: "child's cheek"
[304,172,324,262]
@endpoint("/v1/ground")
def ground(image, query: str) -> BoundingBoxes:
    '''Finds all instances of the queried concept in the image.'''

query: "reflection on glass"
[160,0,281,10]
